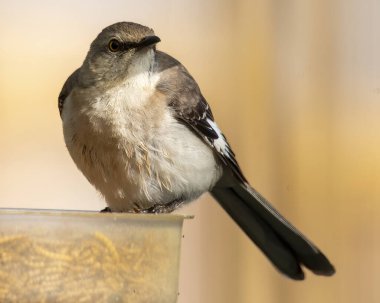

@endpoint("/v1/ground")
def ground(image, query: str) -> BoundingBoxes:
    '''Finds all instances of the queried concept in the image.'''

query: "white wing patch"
[207,118,229,156]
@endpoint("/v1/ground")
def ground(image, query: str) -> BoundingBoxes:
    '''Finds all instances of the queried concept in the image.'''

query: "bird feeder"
[0,209,186,302]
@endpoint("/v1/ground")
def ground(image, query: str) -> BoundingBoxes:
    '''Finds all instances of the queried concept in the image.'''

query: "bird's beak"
[136,35,161,50]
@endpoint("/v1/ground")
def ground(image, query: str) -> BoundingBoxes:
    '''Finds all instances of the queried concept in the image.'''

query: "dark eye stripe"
[121,42,139,50]
[108,39,140,52]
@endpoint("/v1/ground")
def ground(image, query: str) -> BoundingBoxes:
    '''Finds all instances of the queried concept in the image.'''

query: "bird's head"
[80,22,160,85]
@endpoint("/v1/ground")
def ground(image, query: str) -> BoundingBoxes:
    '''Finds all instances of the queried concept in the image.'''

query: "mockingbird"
[59,22,335,280]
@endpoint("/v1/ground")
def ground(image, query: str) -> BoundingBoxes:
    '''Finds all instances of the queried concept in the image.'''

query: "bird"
[59,22,335,280]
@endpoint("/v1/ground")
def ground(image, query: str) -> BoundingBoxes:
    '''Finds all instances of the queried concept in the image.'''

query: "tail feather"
[211,183,335,279]
[211,187,305,280]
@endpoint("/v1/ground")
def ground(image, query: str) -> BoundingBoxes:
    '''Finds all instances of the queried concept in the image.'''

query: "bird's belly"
[63,108,222,212]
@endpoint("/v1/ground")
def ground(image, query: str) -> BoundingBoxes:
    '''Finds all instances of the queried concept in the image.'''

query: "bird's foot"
[100,207,112,213]
[142,199,185,214]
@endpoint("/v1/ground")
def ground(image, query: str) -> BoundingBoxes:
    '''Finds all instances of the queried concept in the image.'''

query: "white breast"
[62,52,222,211]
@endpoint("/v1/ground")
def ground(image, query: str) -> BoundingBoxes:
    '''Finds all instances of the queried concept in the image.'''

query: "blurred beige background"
[0,0,379,302]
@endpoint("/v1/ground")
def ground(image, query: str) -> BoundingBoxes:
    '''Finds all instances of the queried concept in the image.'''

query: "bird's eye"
[108,39,121,52]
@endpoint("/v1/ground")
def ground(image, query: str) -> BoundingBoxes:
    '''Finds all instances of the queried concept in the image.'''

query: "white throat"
[114,49,158,108]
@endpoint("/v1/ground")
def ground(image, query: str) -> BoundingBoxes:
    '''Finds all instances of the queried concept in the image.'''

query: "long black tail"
[210,182,335,280]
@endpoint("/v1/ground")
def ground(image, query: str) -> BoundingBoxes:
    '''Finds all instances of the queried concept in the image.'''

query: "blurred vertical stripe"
[0,1,379,302]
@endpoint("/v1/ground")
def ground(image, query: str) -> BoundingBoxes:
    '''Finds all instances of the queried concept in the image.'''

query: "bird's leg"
[142,199,185,214]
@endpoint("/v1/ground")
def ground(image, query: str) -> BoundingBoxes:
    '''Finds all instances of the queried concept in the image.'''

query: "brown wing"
[154,51,247,183]
[58,68,80,116]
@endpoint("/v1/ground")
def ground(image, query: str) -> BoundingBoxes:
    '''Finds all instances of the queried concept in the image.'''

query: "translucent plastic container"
[0,209,186,303]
